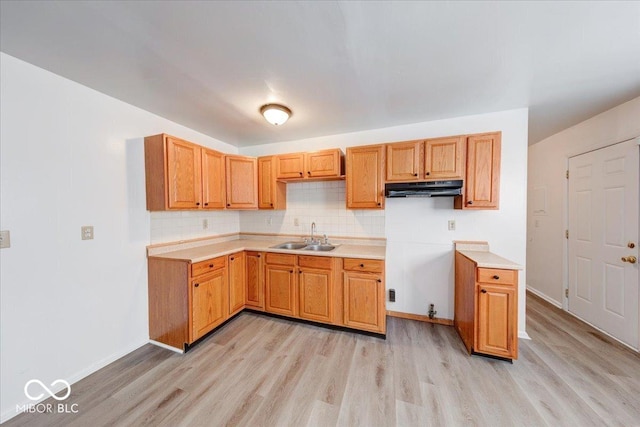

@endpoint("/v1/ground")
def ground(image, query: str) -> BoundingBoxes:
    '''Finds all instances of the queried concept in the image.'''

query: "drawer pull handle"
[194,283,199,288]
[481,289,487,293]
[493,275,500,280]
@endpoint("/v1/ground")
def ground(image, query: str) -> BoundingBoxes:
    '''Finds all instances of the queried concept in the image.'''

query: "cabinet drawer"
[191,256,227,277]
[265,253,296,266]
[298,255,332,270]
[343,258,384,273]
[477,268,516,285]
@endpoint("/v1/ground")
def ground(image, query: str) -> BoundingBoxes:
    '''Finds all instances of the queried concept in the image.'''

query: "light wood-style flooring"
[5,293,640,426]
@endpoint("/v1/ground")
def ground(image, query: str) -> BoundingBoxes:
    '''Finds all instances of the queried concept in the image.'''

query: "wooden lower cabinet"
[192,269,228,341]
[343,271,385,333]
[298,255,335,323]
[454,251,518,360]
[228,251,246,316]
[245,251,264,310]
[265,253,297,317]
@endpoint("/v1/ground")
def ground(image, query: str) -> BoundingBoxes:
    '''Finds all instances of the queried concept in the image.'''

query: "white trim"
[0,339,148,424]
[527,286,563,308]
[149,339,184,354]
[518,331,531,340]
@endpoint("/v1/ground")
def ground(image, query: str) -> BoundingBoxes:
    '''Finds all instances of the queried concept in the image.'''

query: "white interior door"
[568,139,639,350]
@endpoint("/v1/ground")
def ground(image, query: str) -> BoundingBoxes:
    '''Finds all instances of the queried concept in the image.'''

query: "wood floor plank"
[5,295,640,427]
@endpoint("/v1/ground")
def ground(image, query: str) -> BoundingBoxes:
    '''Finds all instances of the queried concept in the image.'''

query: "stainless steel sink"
[270,242,308,250]
[269,241,337,252]
[302,244,336,252]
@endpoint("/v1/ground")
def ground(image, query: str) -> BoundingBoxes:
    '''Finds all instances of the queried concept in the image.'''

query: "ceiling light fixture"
[260,104,292,126]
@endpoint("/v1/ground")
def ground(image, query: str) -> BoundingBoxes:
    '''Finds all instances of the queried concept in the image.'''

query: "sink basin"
[302,244,336,252]
[271,242,308,250]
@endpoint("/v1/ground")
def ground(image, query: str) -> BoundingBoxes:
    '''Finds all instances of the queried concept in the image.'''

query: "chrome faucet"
[310,222,317,243]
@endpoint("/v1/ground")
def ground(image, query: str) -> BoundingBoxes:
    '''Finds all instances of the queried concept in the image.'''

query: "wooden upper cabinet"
[424,136,464,180]
[455,132,501,210]
[225,155,258,209]
[258,156,286,210]
[346,145,385,209]
[305,149,343,178]
[144,134,226,211]
[386,140,423,182]
[276,149,344,180]
[276,153,305,179]
[201,148,226,209]
[228,252,246,316]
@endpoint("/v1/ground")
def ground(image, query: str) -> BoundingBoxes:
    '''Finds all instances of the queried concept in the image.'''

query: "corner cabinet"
[455,132,501,210]
[228,252,246,316]
[245,251,264,310]
[454,251,518,360]
[346,145,385,209]
[225,155,258,209]
[148,255,229,350]
[144,134,226,211]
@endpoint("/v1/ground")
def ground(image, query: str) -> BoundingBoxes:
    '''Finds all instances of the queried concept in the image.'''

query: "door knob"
[621,256,637,264]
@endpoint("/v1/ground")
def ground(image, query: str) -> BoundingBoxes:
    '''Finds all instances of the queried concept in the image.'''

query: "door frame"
[563,136,640,345]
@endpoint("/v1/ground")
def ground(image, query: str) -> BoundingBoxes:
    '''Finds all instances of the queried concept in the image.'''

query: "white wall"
[0,53,239,421]
[242,108,529,332]
[527,97,640,306]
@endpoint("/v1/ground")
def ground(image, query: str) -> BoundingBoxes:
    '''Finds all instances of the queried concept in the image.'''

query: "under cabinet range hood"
[385,180,463,198]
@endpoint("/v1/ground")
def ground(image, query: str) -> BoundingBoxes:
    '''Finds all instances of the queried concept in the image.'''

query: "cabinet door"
[265,264,297,316]
[346,145,385,209]
[458,133,501,209]
[201,148,226,209]
[276,153,305,179]
[306,149,341,178]
[228,252,246,316]
[192,269,228,341]
[386,141,422,182]
[245,252,264,310]
[166,136,202,209]
[225,155,258,209]
[424,136,464,180]
[298,267,332,323]
[476,283,516,359]
[258,156,286,210]
[343,272,385,333]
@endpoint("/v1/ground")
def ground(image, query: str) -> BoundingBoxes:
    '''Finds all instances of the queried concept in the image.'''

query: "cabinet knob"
[413,173,418,177]
[481,289,487,293]
[196,202,200,206]
[377,202,381,206]
[299,172,303,176]
[230,257,234,261]
[360,263,364,268]
[194,283,200,288]
[257,254,261,258]
[377,279,382,283]
[468,200,473,205]
[426,172,430,176]
[307,171,311,175]
[227,203,231,207]
[204,202,209,206]
[270,203,273,207]
[290,270,294,273]
[493,275,500,280]
[209,264,214,268]
[299,270,302,274]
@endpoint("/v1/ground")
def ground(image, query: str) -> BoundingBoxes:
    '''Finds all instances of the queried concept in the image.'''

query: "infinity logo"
[24,379,71,401]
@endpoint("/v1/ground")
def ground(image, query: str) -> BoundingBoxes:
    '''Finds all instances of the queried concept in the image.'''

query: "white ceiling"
[1,1,639,147]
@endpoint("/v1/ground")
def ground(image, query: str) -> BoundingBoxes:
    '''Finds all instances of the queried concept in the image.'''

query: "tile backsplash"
[240,181,385,238]
[150,210,240,244]
[150,181,385,244]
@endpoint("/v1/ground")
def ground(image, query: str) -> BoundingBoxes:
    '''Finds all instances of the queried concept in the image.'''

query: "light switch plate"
[0,230,10,248]
[81,226,94,240]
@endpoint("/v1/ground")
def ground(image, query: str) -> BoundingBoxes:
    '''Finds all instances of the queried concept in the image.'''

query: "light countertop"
[148,238,386,263]
[456,250,523,270]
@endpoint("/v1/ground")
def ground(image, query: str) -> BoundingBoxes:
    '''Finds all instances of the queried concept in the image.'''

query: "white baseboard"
[518,330,531,340]
[527,286,562,308]
[0,338,148,424]
[149,339,184,354]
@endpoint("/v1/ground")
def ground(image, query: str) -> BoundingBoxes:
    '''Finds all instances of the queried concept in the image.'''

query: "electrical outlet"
[0,230,10,249]
[81,226,94,240]
[448,220,456,231]
[202,219,209,229]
